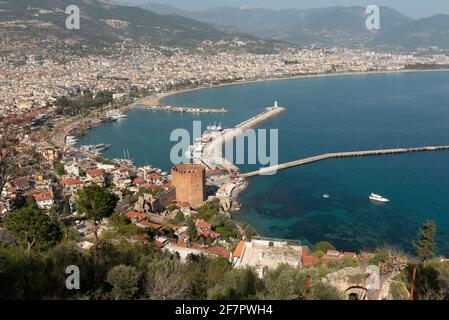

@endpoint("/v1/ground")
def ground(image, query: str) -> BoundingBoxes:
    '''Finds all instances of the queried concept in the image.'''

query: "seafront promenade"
[242,145,449,177]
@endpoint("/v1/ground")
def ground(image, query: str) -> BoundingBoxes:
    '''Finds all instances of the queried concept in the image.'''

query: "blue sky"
[133,0,449,18]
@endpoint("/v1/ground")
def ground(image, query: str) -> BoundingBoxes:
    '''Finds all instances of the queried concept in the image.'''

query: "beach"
[136,68,449,107]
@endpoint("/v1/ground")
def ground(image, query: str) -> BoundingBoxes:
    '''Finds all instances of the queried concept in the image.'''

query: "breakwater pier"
[242,146,449,177]
[202,103,286,171]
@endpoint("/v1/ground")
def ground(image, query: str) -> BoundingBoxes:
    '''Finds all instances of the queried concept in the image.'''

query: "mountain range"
[2,0,449,54]
[0,0,278,54]
[138,3,449,50]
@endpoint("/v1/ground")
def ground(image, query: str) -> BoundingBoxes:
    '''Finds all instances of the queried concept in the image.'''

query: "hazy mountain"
[0,0,227,51]
[139,3,449,50]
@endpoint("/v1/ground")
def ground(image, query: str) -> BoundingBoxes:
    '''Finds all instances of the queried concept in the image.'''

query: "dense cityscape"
[2,0,449,304]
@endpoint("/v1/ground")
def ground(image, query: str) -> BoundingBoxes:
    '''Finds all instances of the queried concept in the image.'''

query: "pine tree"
[413,220,437,262]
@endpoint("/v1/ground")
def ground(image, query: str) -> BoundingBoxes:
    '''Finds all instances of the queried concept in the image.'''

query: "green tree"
[174,211,185,223]
[186,218,197,240]
[413,220,437,262]
[208,268,260,300]
[262,264,307,300]
[145,254,192,300]
[76,185,118,264]
[315,241,336,254]
[63,196,71,215]
[243,224,257,241]
[107,265,141,300]
[54,162,66,176]
[4,206,62,256]
[310,282,344,300]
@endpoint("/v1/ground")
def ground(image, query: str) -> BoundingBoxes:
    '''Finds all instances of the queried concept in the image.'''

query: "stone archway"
[345,286,368,300]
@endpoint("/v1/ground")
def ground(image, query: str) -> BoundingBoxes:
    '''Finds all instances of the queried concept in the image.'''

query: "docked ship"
[206,122,223,132]
[185,123,224,161]
[107,110,127,121]
[80,144,111,155]
[65,135,78,146]
[369,193,389,203]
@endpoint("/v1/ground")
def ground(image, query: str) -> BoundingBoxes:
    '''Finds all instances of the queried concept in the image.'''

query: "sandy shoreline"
[136,68,449,107]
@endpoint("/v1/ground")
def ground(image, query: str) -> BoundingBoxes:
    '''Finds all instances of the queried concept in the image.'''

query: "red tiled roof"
[59,178,82,186]
[87,168,105,178]
[34,192,53,202]
[200,230,221,239]
[207,247,230,259]
[137,221,162,230]
[126,211,149,220]
[233,240,246,258]
[153,240,165,249]
[302,255,320,267]
[133,177,145,185]
[191,242,205,250]
[176,201,190,208]
[196,219,212,230]
[178,239,187,247]
[132,234,150,243]
[343,252,357,258]
[147,173,162,180]
[14,177,32,184]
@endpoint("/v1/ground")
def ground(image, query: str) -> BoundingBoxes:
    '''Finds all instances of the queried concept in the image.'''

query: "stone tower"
[171,164,206,208]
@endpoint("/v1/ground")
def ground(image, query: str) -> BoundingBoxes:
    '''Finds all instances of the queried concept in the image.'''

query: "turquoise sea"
[76,71,449,254]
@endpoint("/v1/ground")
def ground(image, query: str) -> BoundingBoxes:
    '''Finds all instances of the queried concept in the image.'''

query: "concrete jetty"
[242,145,449,177]
[202,103,285,171]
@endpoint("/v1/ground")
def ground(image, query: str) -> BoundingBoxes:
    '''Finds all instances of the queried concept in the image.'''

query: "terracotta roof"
[59,178,82,186]
[191,242,205,250]
[87,168,105,178]
[200,230,221,239]
[132,234,150,243]
[153,240,165,249]
[302,255,320,267]
[207,247,230,259]
[233,240,246,258]
[34,192,53,202]
[137,221,163,230]
[147,173,162,180]
[133,177,145,185]
[176,201,190,208]
[343,252,357,258]
[195,219,212,230]
[126,211,149,220]
[178,239,187,247]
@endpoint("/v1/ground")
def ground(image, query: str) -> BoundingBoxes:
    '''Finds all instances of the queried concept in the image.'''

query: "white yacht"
[369,193,390,203]
[107,110,127,120]
[65,135,78,146]
[323,194,330,199]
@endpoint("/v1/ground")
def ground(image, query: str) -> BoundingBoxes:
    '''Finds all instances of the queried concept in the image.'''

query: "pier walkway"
[202,105,285,171]
[242,145,449,178]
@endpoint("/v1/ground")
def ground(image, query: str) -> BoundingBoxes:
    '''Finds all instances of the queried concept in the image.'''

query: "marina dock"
[202,103,285,171]
[242,145,449,177]
[135,105,227,113]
